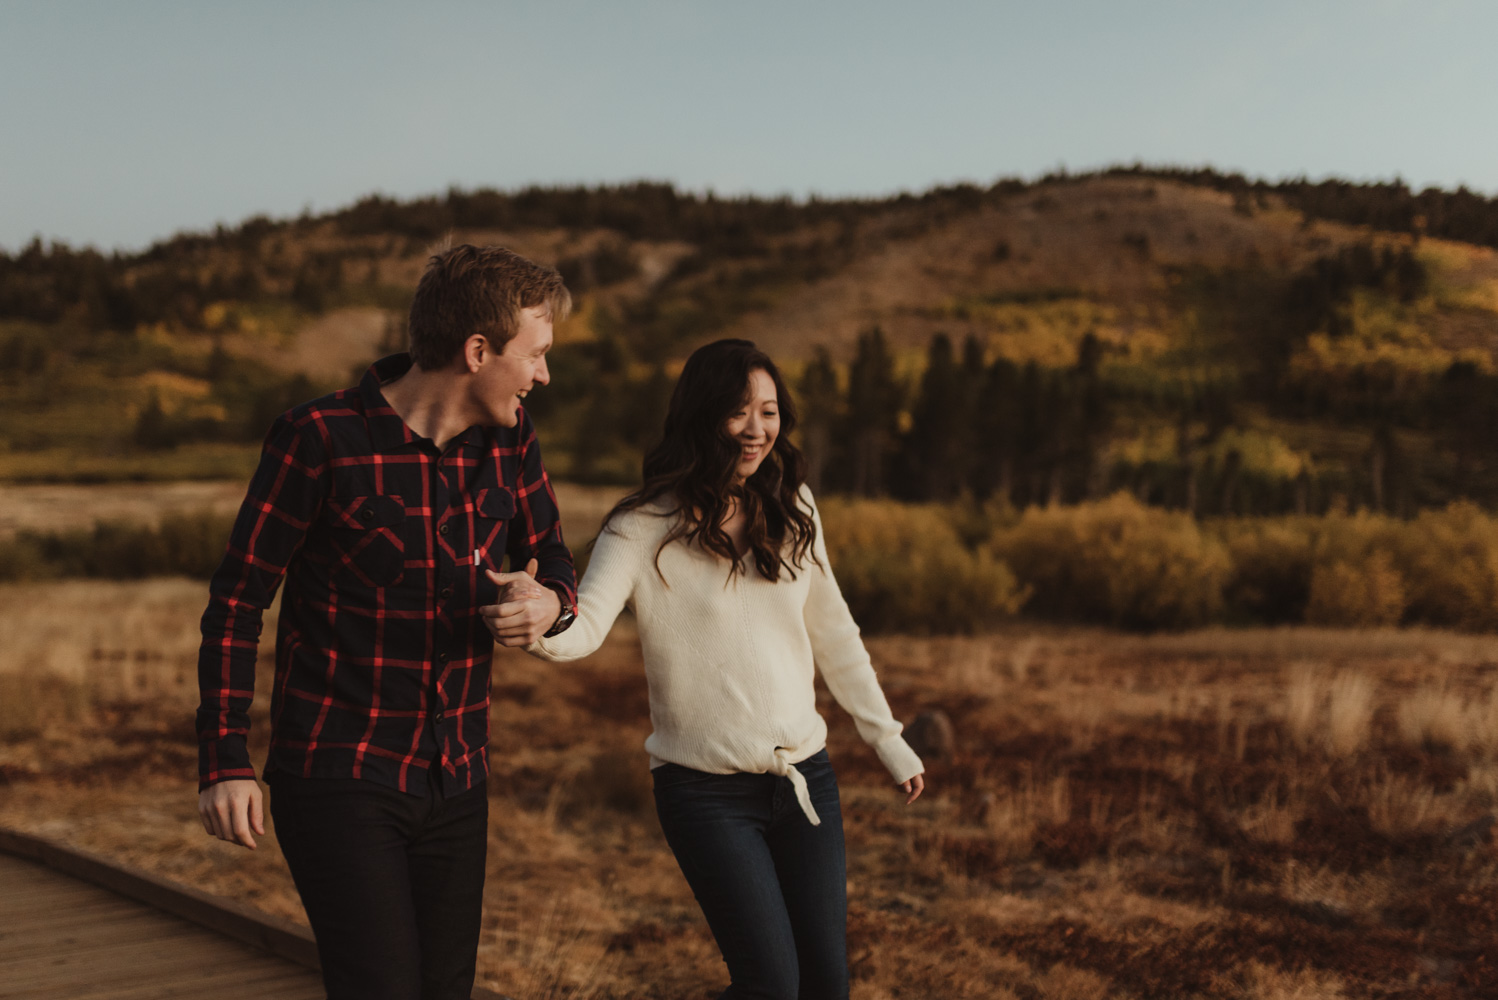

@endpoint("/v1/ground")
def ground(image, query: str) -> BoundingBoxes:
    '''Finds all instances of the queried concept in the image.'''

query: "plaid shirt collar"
[361,353,484,454]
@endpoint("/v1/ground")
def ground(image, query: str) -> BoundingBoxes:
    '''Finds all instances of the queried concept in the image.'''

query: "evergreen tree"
[797,347,840,495]
[900,333,973,500]
[1073,331,1111,499]
[973,357,1022,502]
[842,327,902,497]
[955,335,987,493]
[569,335,630,483]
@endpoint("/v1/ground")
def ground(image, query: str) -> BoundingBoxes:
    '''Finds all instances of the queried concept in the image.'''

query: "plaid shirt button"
[439,522,450,535]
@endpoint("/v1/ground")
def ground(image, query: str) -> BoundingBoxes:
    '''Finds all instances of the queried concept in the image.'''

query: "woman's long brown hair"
[601,339,818,582]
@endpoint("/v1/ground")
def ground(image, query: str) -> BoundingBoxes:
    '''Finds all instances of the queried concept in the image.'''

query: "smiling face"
[477,304,552,427]
[725,368,781,483]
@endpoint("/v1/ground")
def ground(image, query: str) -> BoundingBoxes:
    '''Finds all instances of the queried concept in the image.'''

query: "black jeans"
[269,774,489,1000]
[652,749,850,1000]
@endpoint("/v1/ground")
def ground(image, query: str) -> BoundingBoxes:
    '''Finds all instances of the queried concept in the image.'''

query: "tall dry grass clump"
[1359,769,1466,837]
[1325,669,1376,755]
[990,492,1230,629]
[1284,662,1325,749]
[1238,782,1310,844]
[1395,683,1498,757]
[1283,664,1377,756]
[981,771,1073,860]
[1397,684,1472,752]
[819,498,1028,633]
[1237,961,1349,1000]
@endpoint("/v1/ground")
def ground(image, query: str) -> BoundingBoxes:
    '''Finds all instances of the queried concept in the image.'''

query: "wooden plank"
[0,829,321,971]
[66,963,326,1000]
[13,945,306,997]
[0,827,517,1000]
[0,926,237,991]
[0,902,144,935]
[0,855,322,1000]
[73,973,328,1000]
[0,902,190,955]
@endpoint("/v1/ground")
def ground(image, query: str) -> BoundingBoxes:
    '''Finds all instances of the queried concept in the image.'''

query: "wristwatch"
[542,598,576,638]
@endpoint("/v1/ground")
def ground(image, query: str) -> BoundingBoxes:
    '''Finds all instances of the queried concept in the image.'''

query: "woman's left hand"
[900,773,925,805]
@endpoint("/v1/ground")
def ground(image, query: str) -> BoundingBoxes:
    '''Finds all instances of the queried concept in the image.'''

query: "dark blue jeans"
[652,749,850,1000]
[269,774,488,1000]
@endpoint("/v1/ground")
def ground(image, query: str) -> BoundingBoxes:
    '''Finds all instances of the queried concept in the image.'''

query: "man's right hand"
[198,779,265,850]
[479,558,560,646]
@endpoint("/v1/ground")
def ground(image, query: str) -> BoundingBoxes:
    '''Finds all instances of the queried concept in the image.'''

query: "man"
[196,245,577,1000]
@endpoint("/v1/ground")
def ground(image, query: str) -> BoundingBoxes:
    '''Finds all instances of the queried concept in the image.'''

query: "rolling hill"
[3,169,1497,513]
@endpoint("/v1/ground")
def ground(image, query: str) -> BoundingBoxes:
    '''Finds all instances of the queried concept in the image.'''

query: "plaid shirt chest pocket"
[321,494,408,587]
[469,486,515,553]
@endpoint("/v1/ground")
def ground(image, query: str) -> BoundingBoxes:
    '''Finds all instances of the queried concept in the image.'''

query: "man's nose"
[534,357,550,385]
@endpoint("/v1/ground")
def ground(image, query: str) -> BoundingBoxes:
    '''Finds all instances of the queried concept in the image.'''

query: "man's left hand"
[480,559,562,646]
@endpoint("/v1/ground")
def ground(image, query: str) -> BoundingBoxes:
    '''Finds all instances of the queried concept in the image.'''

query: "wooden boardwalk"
[0,829,511,1000]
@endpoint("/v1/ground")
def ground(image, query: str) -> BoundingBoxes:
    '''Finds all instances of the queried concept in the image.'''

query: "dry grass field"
[4,579,1498,998]
[0,480,625,541]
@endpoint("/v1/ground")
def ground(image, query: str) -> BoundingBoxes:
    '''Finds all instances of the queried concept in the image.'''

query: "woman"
[524,338,925,999]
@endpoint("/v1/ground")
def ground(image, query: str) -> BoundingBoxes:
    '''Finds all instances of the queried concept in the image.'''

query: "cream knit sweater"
[527,487,923,825]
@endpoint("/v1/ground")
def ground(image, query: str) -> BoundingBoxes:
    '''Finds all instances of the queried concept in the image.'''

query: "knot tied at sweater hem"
[770,747,822,827]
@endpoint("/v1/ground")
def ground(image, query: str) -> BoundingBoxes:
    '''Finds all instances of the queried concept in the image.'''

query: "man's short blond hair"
[407,245,572,370]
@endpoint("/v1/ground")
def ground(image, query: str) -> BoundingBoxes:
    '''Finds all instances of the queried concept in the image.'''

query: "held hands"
[480,558,561,646]
[900,773,926,805]
[198,779,264,850]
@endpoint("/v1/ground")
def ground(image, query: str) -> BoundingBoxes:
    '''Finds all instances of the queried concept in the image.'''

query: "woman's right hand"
[900,773,925,805]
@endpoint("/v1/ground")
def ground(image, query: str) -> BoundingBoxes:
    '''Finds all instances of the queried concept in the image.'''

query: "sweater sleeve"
[526,514,643,662]
[800,490,925,784]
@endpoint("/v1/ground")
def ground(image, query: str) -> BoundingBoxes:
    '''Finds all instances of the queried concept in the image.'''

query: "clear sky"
[2,0,1491,252]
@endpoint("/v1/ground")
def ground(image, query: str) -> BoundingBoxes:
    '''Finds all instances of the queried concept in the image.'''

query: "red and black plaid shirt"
[196,354,576,796]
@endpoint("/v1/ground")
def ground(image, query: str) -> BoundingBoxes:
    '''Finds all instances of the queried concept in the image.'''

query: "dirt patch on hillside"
[274,306,394,382]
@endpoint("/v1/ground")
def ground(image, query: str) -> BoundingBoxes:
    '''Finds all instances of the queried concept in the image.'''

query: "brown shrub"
[1305,551,1406,628]
[1214,517,1316,624]
[1395,502,1498,631]
[820,498,1029,633]
[992,493,1231,630]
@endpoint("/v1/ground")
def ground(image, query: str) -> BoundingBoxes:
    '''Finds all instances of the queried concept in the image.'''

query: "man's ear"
[462,334,489,374]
